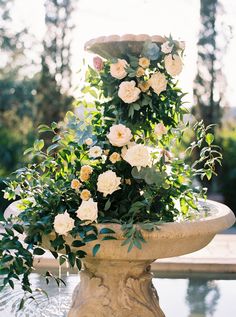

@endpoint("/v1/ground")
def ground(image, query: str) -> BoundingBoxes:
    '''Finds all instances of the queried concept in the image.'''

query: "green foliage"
[216,126,236,215]
[0,35,222,303]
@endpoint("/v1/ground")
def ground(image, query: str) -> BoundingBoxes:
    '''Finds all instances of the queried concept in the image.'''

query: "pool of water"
[0,271,235,316]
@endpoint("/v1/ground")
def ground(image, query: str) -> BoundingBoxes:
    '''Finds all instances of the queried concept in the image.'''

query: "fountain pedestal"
[68,259,164,317]
[65,201,235,317]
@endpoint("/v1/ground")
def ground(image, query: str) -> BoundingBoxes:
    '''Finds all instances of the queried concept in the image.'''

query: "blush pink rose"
[93,56,104,71]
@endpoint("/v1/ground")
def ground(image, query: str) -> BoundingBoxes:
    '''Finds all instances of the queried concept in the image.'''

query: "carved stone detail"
[68,259,165,317]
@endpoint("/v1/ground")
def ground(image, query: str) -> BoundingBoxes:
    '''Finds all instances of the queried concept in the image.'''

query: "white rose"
[161,41,174,54]
[76,198,98,222]
[149,72,167,95]
[107,124,133,147]
[154,123,168,138]
[97,170,121,197]
[124,144,151,171]
[164,54,183,76]
[110,59,129,79]
[54,211,75,235]
[118,81,141,104]
[89,146,102,158]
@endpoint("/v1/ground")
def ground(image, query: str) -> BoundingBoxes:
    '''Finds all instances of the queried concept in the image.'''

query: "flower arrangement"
[0,36,221,299]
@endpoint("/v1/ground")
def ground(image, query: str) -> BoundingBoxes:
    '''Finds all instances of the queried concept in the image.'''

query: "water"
[0,271,235,317]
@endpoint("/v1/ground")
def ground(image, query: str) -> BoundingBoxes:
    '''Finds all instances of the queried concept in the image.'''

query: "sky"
[11,0,236,107]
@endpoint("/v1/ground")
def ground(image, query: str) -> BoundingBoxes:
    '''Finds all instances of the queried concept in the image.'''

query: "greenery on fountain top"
[0,36,222,302]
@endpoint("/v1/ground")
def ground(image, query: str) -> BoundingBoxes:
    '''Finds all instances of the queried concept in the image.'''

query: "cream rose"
[123,144,151,171]
[89,146,102,158]
[164,54,183,76]
[154,123,168,138]
[118,81,141,104]
[97,170,121,197]
[76,198,98,222]
[54,211,75,235]
[161,41,174,54]
[110,59,129,79]
[107,124,132,147]
[109,152,121,164]
[149,72,167,95]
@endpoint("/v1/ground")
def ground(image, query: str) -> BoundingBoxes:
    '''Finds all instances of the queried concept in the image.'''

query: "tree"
[36,0,76,126]
[193,0,230,128]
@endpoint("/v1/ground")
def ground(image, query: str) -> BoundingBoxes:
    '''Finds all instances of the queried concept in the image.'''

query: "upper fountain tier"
[84,34,166,59]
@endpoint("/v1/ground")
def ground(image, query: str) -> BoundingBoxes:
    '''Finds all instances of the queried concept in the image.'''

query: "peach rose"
[149,72,167,95]
[164,54,183,76]
[80,189,91,201]
[109,152,121,164]
[71,179,82,190]
[118,81,141,104]
[139,57,150,69]
[154,123,168,138]
[110,59,129,79]
[136,67,145,77]
[138,81,150,92]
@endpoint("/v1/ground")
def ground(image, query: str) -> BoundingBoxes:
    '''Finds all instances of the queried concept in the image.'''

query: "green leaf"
[71,240,85,247]
[102,236,117,241]
[83,234,97,243]
[76,258,82,270]
[34,139,44,151]
[205,169,212,180]
[0,268,9,275]
[68,252,76,267]
[33,248,45,255]
[205,133,214,146]
[92,244,101,256]
[99,228,115,234]
[13,224,24,234]
[104,199,111,211]
[46,143,59,154]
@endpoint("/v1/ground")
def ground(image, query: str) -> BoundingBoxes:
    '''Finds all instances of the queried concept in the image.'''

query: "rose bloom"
[138,57,150,69]
[93,56,103,71]
[161,41,174,54]
[71,179,82,190]
[138,81,150,92]
[107,124,132,147]
[109,152,121,164]
[118,81,141,104]
[80,189,91,201]
[136,67,145,77]
[154,123,168,138]
[54,211,75,235]
[85,138,93,146]
[89,146,102,158]
[80,165,93,182]
[76,198,98,222]
[149,72,167,95]
[124,144,151,171]
[110,59,129,79]
[97,170,121,197]
[164,54,183,76]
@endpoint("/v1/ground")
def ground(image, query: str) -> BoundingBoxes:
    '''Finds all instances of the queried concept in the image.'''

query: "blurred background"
[0,0,236,216]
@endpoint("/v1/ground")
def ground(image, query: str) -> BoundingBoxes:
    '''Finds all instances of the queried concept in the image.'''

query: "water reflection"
[186,279,220,317]
[0,273,235,317]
